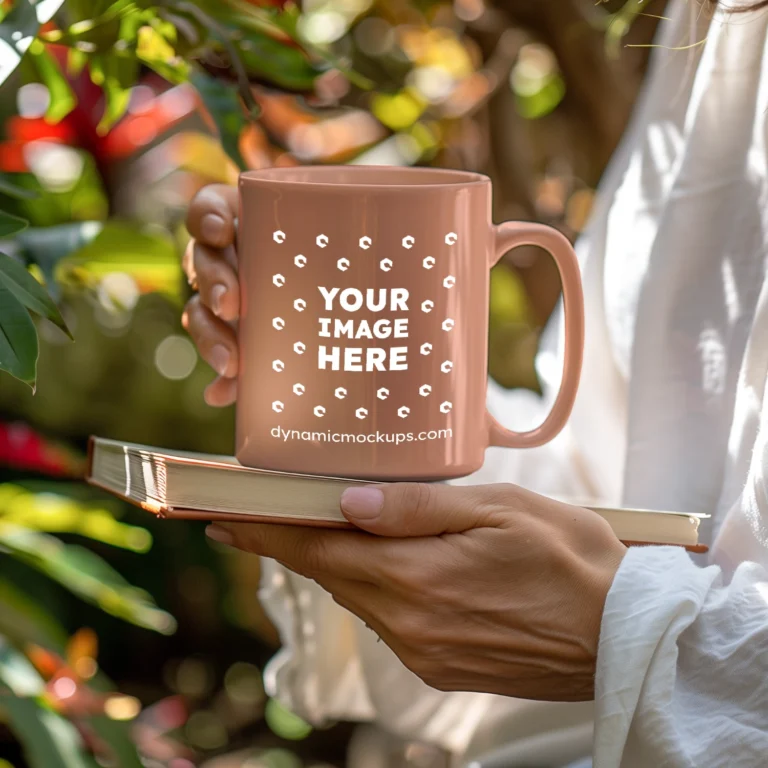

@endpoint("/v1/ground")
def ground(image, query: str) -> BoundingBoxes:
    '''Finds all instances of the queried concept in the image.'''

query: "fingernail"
[210,284,227,316]
[206,525,233,546]
[201,214,225,244]
[341,487,384,520]
[209,344,230,376]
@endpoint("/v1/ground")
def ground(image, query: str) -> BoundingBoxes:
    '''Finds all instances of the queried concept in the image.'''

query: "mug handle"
[485,222,585,449]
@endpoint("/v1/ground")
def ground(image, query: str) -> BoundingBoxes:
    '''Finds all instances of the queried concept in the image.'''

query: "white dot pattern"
[269,230,459,420]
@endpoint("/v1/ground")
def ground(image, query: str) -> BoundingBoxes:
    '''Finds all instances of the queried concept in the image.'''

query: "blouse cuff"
[593,545,720,765]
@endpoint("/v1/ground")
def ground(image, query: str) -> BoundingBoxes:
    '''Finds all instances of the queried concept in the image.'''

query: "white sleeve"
[594,532,768,766]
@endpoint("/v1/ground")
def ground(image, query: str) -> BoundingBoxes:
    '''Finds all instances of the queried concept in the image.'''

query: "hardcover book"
[86,437,707,552]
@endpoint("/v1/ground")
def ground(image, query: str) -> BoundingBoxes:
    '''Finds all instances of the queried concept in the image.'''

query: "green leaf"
[0,581,139,768]
[0,284,38,386]
[27,39,76,123]
[0,523,177,635]
[56,221,182,300]
[0,639,93,768]
[66,47,87,76]
[195,0,290,41]
[0,174,38,201]
[0,577,68,651]
[197,0,370,90]
[234,29,322,92]
[91,53,138,135]
[0,696,94,768]
[265,698,312,741]
[0,252,72,339]
[135,22,189,84]
[86,716,142,768]
[0,210,29,237]
[0,484,151,552]
[16,222,104,292]
[0,637,42,697]
[190,69,247,170]
[65,0,130,25]
[0,0,39,88]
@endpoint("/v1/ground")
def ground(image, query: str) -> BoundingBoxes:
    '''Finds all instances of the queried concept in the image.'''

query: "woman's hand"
[184,184,626,700]
[206,482,626,702]
[182,184,240,406]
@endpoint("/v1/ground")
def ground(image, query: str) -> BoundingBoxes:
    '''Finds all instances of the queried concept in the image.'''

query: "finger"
[339,482,513,537]
[191,242,240,322]
[204,376,237,407]
[183,295,238,378]
[182,239,198,289]
[186,184,238,249]
[205,522,382,583]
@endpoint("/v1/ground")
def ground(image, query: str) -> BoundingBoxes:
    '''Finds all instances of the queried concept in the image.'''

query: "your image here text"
[316,286,413,372]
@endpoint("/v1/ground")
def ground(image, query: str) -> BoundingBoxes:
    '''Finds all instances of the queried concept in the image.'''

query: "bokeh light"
[104,694,142,720]
[224,662,265,707]
[23,142,85,192]
[185,709,228,750]
[265,698,313,741]
[299,11,349,45]
[353,17,395,56]
[16,82,50,118]
[98,273,140,313]
[154,334,198,380]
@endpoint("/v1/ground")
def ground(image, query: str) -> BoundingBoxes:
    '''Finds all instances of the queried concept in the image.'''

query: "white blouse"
[258,2,768,765]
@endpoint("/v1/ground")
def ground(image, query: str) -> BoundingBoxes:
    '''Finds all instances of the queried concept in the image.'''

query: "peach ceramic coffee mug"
[236,166,584,481]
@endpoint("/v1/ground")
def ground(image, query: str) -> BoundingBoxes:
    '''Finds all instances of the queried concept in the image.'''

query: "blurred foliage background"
[0,0,668,765]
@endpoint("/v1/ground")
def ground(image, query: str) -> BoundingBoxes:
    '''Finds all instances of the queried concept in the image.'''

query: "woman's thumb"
[339,482,487,537]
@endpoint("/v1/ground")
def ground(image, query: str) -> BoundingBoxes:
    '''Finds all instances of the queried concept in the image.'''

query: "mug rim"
[240,165,490,190]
